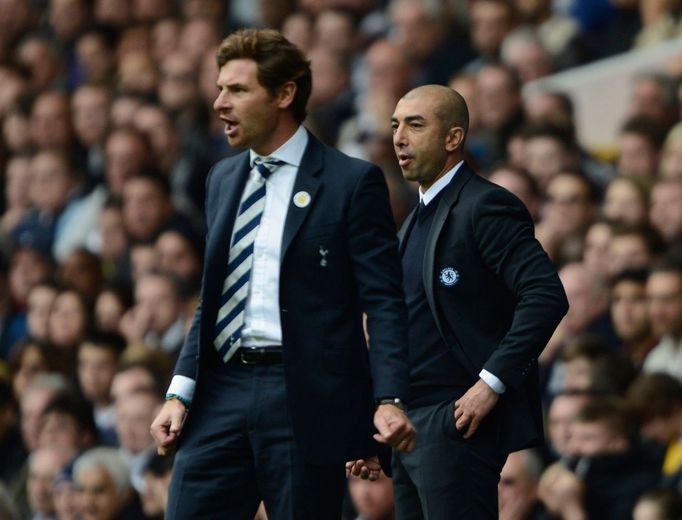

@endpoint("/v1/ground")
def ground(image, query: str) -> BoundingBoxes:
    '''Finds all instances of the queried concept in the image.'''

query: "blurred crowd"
[2,0,682,519]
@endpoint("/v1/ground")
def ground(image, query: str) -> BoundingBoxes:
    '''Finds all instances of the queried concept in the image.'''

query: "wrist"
[165,393,191,411]
[376,397,406,411]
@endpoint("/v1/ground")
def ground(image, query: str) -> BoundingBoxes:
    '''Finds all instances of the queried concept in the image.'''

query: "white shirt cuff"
[166,375,196,403]
[479,369,506,394]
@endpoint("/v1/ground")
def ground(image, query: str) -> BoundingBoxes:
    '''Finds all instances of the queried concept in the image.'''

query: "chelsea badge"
[439,267,459,287]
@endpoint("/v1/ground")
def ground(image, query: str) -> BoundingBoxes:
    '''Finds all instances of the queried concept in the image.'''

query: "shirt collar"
[249,125,308,169]
[419,160,464,206]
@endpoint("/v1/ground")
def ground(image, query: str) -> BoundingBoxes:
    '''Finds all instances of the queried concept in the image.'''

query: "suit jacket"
[173,131,410,464]
[398,163,568,453]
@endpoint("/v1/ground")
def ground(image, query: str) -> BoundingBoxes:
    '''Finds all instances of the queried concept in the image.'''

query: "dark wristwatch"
[376,397,406,411]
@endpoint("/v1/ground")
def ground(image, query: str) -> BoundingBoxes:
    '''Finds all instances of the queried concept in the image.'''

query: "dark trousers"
[166,362,346,519]
[392,399,507,520]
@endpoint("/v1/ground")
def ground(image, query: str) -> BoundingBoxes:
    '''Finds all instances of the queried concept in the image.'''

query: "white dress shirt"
[167,126,308,402]
[418,160,506,395]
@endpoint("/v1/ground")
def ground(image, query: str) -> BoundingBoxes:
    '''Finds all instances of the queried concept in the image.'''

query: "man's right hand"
[373,404,416,452]
[150,398,187,455]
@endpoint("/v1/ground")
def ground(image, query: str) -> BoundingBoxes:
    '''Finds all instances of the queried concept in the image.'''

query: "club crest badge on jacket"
[439,267,459,286]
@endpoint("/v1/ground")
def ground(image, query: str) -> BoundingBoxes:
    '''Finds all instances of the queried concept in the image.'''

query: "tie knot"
[253,157,285,180]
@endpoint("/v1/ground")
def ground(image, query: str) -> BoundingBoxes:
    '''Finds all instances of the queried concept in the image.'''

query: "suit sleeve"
[473,189,568,390]
[347,165,410,401]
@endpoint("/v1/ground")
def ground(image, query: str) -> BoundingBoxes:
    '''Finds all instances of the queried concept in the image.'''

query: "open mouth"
[223,117,239,137]
[398,153,413,167]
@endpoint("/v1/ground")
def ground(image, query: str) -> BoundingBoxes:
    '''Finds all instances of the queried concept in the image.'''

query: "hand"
[345,456,382,481]
[150,398,187,455]
[373,403,416,452]
[538,462,586,520]
[454,379,499,439]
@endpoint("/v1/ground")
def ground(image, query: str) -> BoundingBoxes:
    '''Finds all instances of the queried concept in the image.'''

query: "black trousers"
[166,362,346,519]
[392,399,507,520]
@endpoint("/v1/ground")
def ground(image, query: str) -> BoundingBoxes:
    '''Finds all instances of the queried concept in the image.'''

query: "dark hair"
[43,393,98,444]
[620,115,668,149]
[611,222,666,257]
[144,452,175,476]
[627,373,682,422]
[575,397,639,444]
[610,267,650,288]
[216,28,312,123]
[79,331,127,357]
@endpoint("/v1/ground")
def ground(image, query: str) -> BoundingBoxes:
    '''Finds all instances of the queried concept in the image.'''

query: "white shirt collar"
[419,160,464,206]
[249,125,308,169]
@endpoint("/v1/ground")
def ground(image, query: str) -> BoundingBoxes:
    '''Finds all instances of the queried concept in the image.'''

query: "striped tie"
[213,157,285,362]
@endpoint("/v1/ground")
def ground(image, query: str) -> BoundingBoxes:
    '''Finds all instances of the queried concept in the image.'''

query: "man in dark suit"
[150,29,416,519]
[390,85,568,518]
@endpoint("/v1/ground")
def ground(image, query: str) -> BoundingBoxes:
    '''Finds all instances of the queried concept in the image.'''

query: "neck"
[253,116,299,156]
[420,156,461,192]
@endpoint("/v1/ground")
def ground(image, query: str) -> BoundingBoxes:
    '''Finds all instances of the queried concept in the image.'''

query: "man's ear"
[276,81,297,110]
[445,126,465,152]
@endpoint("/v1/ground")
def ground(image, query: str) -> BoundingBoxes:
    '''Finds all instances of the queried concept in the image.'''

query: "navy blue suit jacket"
[173,131,410,464]
[398,163,568,453]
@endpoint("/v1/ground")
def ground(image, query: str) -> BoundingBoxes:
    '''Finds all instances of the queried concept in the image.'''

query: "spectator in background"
[57,249,103,303]
[46,288,91,356]
[154,229,202,289]
[603,176,650,226]
[468,0,517,68]
[608,224,664,278]
[70,84,112,184]
[92,201,128,283]
[539,398,661,520]
[16,35,65,94]
[610,269,657,367]
[628,72,678,132]
[520,120,577,192]
[616,115,666,180]
[348,472,394,520]
[487,164,542,221]
[72,447,143,520]
[650,178,682,247]
[37,393,97,462]
[74,27,117,86]
[27,447,71,520]
[498,449,546,520]
[8,339,57,398]
[583,220,614,282]
[1,155,33,238]
[627,373,682,476]
[643,262,682,379]
[77,333,126,443]
[110,360,165,405]
[93,285,132,334]
[139,453,173,520]
[500,27,554,84]
[633,488,682,520]
[121,173,175,244]
[25,283,58,342]
[660,122,682,180]
[546,389,593,460]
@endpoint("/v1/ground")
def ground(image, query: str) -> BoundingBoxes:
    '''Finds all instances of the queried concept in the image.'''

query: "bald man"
[390,85,567,518]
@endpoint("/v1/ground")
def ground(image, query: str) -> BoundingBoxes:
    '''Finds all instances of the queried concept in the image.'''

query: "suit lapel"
[397,206,418,255]
[423,164,474,315]
[281,132,322,262]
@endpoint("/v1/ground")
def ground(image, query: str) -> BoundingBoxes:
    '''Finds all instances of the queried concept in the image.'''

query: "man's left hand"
[345,456,382,480]
[454,379,499,439]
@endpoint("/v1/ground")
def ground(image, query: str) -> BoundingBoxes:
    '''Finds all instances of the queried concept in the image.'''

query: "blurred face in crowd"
[308,48,349,109]
[389,0,441,61]
[630,77,669,121]
[9,248,52,307]
[110,367,156,403]
[28,448,68,516]
[582,222,612,281]
[59,250,103,301]
[559,263,605,333]
[20,385,56,451]
[98,206,128,262]
[48,290,89,349]
[141,468,171,517]
[650,181,682,241]
[543,174,594,238]
[4,155,32,211]
[12,343,50,398]
[660,133,682,180]
[617,132,659,179]
[569,420,628,457]
[563,356,594,392]
[115,392,159,453]
[104,130,149,196]
[29,151,75,213]
[18,38,63,92]
[95,290,127,333]
[152,18,181,62]
[348,471,394,520]
[608,234,652,277]
[476,65,519,130]
[647,271,682,339]
[213,58,290,155]
[118,51,157,97]
[50,0,90,42]
[155,230,201,280]
[38,411,85,461]
[130,244,158,281]
[27,285,57,340]
[122,177,171,242]
[548,393,589,456]
[498,451,539,519]
[365,39,411,101]
[72,85,110,147]
[179,17,219,62]
[611,279,651,342]
[3,110,32,154]
[488,167,539,219]
[78,343,117,406]
[134,273,181,334]
[281,13,313,54]
[75,465,122,520]
[94,0,131,27]
[76,32,115,84]
[133,105,180,169]
[502,35,552,84]
[603,178,648,226]
[159,52,198,112]
[30,91,73,150]
[54,479,78,520]
[315,9,354,57]
[523,136,569,191]
[470,0,514,57]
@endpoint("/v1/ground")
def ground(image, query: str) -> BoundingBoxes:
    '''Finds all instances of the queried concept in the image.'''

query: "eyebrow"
[391,114,426,124]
